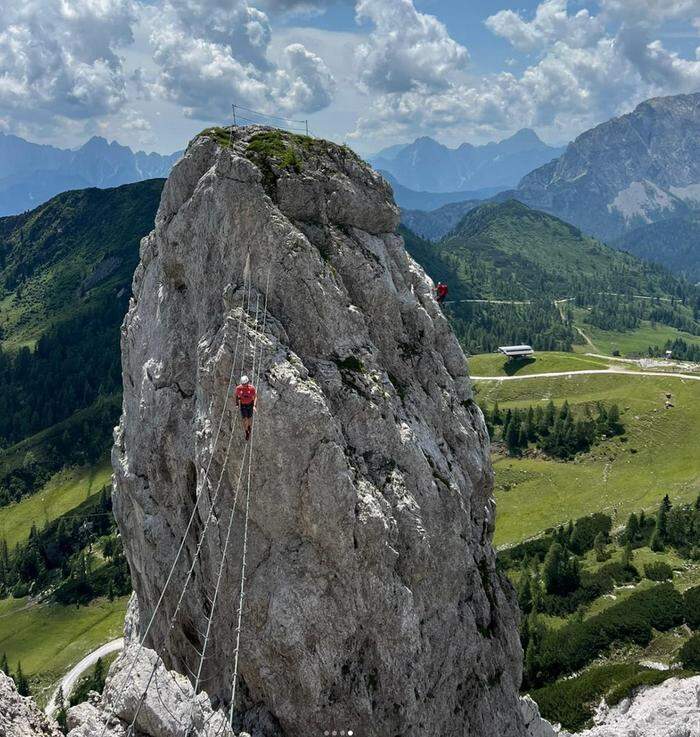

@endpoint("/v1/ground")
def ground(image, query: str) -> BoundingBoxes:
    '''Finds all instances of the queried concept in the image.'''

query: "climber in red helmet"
[436,281,449,305]
[234,375,257,441]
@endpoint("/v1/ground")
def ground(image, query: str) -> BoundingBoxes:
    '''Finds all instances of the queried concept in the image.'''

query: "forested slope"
[403,200,699,353]
[0,180,163,504]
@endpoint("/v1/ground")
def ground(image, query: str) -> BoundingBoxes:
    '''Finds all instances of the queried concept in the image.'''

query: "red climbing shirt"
[235,384,256,405]
[437,283,448,299]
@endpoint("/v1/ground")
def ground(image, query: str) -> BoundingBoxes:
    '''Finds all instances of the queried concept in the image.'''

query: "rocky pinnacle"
[110,126,524,736]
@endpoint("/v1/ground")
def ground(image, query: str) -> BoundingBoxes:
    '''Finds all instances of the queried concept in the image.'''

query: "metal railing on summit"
[231,103,311,136]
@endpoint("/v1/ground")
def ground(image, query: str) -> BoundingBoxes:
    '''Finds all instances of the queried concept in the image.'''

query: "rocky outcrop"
[111,125,524,737]
[67,595,238,737]
[517,93,700,239]
[66,647,235,737]
[0,672,62,737]
[520,695,558,737]
[560,675,700,737]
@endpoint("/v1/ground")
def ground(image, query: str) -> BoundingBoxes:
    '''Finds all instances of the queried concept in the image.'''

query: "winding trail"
[470,368,700,382]
[45,638,124,717]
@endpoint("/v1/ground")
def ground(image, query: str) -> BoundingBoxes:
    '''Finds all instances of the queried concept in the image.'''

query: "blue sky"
[1,0,699,154]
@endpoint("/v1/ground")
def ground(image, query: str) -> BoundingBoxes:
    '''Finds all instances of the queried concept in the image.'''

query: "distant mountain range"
[381,172,502,210]
[0,133,180,216]
[517,94,700,242]
[401,199,481,240]
[371,129,565,193]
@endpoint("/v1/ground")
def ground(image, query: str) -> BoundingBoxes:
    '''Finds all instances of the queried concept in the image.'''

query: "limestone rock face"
[66,642,234,737]
[560,675,700,737]
[520,695,558,737]
[112,126,524,737]
[0,672,62,737]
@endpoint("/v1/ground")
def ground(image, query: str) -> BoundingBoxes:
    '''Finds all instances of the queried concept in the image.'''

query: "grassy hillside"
[476,372,700,545]
[572,313,700,357]
[0,182,161,508]
[402,202,699,355]
[438,200,685,301]
[0,595,128,705]
[0,461,111,549]
[0,179,163,348]
[0,183,159,697]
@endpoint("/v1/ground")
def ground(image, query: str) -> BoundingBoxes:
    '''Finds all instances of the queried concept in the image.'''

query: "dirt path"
[45,638,124,717]
[470,368,700,382]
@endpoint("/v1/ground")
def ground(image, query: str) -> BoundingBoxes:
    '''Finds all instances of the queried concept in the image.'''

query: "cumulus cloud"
[276,43,334,112]
[149,0,335,119]
[485,0,604,52]
[0,0,136,129]
[351,0,700,146]
[354,0,468,93]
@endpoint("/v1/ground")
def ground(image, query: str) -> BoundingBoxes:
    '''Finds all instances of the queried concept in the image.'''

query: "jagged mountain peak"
[0,132,181,217]
[517,92,700,241]
[372,128,564,193]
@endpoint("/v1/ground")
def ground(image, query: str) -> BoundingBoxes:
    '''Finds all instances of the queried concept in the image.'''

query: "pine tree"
[622,541,634,568]
[56,686,68,732]
[506,419,521,456]
[593,532,607,562]
[667,507,689,547]
[650,525,665,552]
[0,652,8,674]
[15,661,30,696]
[625,512,640,544]
[655,495,671,542]
[492,402,502,425]
[517,572,533,614]
[92,657,105,693]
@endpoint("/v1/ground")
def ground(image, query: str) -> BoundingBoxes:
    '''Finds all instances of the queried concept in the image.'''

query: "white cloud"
[354,0,468,93]
[618,28,700,88]
[485,0,604,53]
[276,43,334,113]
[0,0,136,130]
[352,0,700,148]
[122,110,151,131]
[148,0,336,119]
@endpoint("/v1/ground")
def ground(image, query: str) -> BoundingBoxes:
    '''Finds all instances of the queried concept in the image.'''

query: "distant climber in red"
[235,375,257,441]
[436,282,449,304]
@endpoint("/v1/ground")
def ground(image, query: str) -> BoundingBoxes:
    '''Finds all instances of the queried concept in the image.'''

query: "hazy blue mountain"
[612,214,700,283]
[400,200,481,240]
[371,129,564,193]
[381,171,502,210]
[0,132,181,216]
[517,94,700,242]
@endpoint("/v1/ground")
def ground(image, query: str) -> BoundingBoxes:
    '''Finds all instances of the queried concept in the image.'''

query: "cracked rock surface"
[560,675,700,737]
[0,672,62,737]
[111,126,524,737]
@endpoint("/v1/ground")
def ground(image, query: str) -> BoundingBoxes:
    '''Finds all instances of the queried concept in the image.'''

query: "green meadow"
[475,372,700,546]
[468,351,612,377]
[0,595,128,705]
[0,461,111,549]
